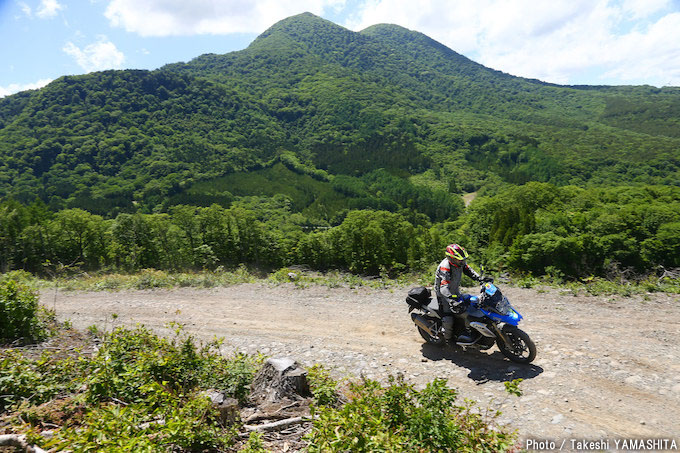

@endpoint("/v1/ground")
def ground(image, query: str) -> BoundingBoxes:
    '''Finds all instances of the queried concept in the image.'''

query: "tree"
[48,209,107,270]
[329,210,416,274]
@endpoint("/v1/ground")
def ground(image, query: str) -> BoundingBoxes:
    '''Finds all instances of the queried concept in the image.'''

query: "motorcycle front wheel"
[497,325,536,364]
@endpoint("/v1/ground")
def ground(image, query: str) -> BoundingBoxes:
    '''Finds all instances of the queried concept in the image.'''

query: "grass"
[2,266,678,297]
[2,266,431,294]
[512,273,680,296]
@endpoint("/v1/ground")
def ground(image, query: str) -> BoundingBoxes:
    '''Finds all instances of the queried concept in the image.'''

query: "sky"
[1,0,680,98]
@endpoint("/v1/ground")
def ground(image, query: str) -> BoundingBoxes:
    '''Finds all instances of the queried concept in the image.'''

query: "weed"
[86,324,100,337]
[241,431,270,453]
[8,267,679,296]
[307,375,517,452]
[307,364,340,407]
[2,325,263,451]
[0,350,84,411]
[504,378,523,397]
[0,279,52,344]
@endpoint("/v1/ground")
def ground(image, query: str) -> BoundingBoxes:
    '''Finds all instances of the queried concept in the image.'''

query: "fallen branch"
[658,267,680,281]
[245,400,302,423]
[245,412,290,423]
[274,401,301,413]
[243,415,315,433]
[0,434,48,453]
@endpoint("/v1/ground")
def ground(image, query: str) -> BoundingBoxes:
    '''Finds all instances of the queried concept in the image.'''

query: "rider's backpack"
[406,286,431,308]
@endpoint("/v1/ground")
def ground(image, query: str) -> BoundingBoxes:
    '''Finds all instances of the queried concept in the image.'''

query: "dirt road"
[43,283,680,446]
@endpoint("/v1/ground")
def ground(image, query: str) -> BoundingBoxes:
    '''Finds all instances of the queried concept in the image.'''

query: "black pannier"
[406,286,431,308]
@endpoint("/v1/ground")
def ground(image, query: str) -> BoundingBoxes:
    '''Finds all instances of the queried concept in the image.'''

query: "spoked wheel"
[497,325,536,364]
[417,320,446,346]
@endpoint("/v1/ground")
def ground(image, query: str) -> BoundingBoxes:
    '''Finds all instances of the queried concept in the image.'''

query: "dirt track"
[43,283,680,447]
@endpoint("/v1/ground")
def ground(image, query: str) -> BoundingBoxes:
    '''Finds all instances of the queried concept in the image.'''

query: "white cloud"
[600,12,680,85]
[345,0,680,86]
[63,37,126,73]
[104,0,345,37]
[18,2,32,17]
[36,0,64,18]
[621,0,671,19]
[0,79,52,98]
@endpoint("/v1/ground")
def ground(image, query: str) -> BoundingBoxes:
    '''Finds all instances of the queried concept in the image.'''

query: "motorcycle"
[406,281,536,364]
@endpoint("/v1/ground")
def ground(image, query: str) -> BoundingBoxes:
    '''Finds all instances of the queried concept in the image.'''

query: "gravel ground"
[43,283,680,450]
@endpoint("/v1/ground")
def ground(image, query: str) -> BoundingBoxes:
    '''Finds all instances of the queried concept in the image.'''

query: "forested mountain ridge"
[168,13,680,135]
[1,12,679,218]
[2,12,680,278]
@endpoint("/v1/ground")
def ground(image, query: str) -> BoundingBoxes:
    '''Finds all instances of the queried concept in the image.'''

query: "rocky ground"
[43,283,680,450]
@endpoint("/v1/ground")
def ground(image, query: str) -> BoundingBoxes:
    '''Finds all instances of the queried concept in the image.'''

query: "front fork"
[491,322,513,348]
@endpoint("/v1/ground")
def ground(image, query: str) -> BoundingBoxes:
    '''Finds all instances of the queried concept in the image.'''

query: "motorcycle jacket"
[434,258,482,307]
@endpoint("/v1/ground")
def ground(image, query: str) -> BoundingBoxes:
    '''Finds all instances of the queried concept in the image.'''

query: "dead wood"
[243,415,313,433]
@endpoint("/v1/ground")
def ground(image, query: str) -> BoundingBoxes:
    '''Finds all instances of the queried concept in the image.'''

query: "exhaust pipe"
[411,313,435,336]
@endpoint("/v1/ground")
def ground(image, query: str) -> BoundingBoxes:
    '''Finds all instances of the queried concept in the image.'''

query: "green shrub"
[85,326,263,405]
[0,270,36,285]
[306,375,517,452]
[0,350,84,412]
[2,326,263,451]
[0,280,50,344]
[46,394,230,452]
[132,269,174,289]
[307,364,340,407]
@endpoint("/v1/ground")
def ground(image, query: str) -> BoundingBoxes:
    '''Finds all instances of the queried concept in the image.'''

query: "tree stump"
[249,358,311,405]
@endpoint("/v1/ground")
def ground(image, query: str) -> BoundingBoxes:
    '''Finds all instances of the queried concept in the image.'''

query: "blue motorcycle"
[406,281,537,364]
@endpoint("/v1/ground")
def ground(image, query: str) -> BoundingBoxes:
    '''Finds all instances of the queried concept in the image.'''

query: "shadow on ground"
[421,343,543,384]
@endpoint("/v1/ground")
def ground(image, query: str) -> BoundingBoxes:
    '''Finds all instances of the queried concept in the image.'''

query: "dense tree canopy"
[2,184,679,278]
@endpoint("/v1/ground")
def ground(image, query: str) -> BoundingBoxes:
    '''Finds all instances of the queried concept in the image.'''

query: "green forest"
[2,183,679,278]
[1,13,679,281]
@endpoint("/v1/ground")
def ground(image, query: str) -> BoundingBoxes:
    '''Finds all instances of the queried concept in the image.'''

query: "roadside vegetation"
[2,257,679,300]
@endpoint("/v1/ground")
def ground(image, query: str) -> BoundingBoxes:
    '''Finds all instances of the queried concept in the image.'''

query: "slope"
[0,12,679,217]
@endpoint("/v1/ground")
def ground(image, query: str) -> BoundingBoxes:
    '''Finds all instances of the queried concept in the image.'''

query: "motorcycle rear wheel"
[417,325,446,346]
[497,325,536,364]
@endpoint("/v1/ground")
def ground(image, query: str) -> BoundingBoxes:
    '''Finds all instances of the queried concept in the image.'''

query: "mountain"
[1,12,679,218]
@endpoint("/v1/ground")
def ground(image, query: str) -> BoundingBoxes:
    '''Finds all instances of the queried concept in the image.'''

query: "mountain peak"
[250,12,355,50]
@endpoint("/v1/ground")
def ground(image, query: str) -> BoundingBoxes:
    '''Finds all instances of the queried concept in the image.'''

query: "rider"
[434,244,491,344]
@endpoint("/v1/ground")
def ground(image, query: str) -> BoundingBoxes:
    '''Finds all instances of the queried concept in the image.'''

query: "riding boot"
[451,315,472,344]
[456,330,475,344]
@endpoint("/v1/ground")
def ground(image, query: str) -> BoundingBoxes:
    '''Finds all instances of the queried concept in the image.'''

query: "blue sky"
[2,0,679,97]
